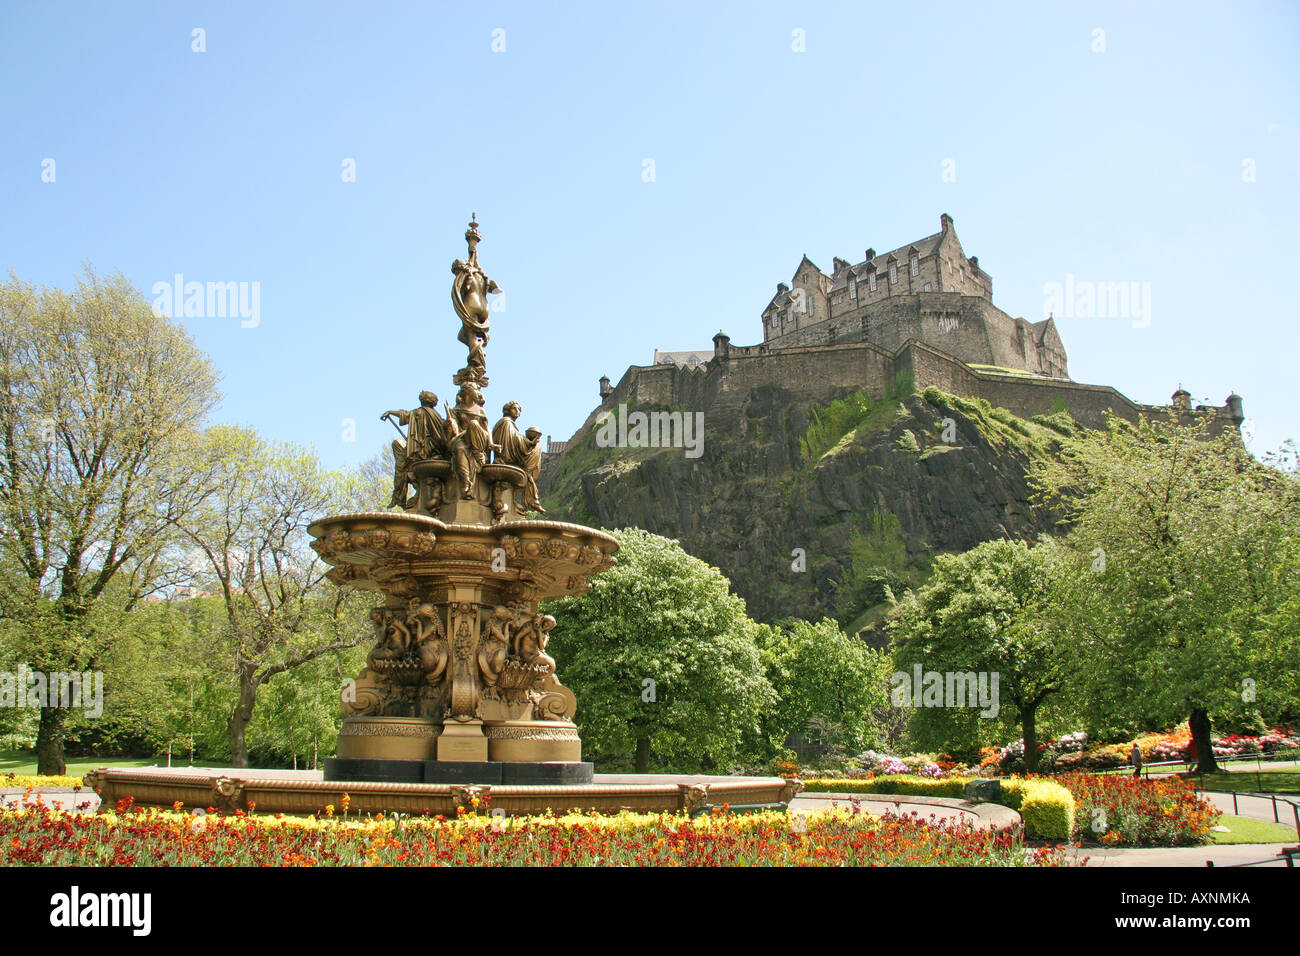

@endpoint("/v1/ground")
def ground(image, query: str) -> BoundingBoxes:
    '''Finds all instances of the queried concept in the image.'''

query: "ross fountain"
[312,215,615,785]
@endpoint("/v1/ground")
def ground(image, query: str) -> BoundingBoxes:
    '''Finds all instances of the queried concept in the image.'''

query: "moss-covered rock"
[539,384,1068,630]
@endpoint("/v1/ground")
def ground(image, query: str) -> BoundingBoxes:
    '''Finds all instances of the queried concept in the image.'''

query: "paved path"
[1,787,98,812]
[1060,843,1296,867]
[789,792,1009,828]
[1145,758,1300,779]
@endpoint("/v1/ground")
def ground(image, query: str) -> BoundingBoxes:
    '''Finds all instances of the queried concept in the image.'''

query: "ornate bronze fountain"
[309,217,617,783]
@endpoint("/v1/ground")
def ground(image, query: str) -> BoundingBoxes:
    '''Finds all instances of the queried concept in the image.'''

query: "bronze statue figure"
[447,383,494,499]
[477,605,512,688]
[409,600,449,685]
[383,391,449,508]
[492,401,545,513]
[451,217,499,388]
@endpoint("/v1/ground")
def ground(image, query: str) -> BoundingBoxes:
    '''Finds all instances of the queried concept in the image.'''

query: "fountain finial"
[465,214,481,262]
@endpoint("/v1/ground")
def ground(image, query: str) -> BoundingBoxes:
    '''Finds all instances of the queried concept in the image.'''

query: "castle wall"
[591,340,1238,443]
[716,342,899,403]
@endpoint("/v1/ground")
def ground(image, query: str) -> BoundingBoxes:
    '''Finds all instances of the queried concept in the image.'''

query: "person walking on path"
[1131,743,1143,779]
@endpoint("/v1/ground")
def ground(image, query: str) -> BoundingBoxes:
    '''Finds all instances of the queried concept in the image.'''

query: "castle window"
[849,279,857,300]
[808,299,815,318]
[869,273,877,293]
[923,282,932,292]
[910,257,920,277]
[889,264,898,284]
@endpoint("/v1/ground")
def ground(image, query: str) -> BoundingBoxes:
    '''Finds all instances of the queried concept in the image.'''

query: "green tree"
[1032,416,1300,772]
[543,529,773,773]
[0,268,219,773]
[174,426,371,767]
[758,618,890,755]
[889,539,1071,771]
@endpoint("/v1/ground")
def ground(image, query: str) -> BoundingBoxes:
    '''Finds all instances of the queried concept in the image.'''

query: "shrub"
[1001,778,1075,841]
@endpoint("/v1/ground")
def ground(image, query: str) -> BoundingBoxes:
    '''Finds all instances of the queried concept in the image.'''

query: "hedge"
[801,776,966,798]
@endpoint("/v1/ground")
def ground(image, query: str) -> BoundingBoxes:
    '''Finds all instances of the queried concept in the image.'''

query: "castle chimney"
[865,248,876,262]
[969,256,979,271]
[940,213,953,231]
[713,330,731,363]
[599,375,612,400]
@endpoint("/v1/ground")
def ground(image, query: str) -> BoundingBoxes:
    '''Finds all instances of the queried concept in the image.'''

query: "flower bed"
[1000,725,1300,773]
[0,803,1066,867]
[1057,773,1215,847]
[802,773,1213,847]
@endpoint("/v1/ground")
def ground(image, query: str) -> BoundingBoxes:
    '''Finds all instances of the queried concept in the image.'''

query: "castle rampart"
[578,337,1240,439]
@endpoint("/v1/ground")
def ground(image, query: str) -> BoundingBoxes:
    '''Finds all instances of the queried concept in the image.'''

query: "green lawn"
[0,749,200,778]
[1179,769,1300,794]
[1211,814,1300,845]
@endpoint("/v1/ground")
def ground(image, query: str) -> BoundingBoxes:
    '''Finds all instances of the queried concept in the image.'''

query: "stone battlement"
[587,336,1241,438]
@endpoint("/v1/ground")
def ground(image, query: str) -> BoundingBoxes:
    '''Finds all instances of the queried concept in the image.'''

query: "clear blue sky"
[3,1,1297,468]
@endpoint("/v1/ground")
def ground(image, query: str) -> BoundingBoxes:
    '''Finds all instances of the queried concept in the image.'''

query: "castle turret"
[599,375,612,400]
[1172,386,1192,411]
[713,330,731,363]
[1225,392,1245,427]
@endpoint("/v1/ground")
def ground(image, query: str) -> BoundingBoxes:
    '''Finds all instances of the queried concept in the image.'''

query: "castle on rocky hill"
[571,214,1242,445]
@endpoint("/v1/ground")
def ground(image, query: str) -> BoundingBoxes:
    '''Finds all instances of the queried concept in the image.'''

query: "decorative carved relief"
[449,785,489,811]
[212,777,245,811]
[678,783,710,815]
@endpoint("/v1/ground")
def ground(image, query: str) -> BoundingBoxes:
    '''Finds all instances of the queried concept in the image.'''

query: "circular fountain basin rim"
[81,766,795,816]
[308,512,618,549]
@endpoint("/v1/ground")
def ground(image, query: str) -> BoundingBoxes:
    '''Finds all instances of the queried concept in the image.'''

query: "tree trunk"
[1022,707,1039,773]
[635,736,651,774]
[1189,706,1218,774]
[36,706,68,775]
[227,673,258,768]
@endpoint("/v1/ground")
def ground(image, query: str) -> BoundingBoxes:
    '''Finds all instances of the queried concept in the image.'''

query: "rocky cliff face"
[539,385,1068,634]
